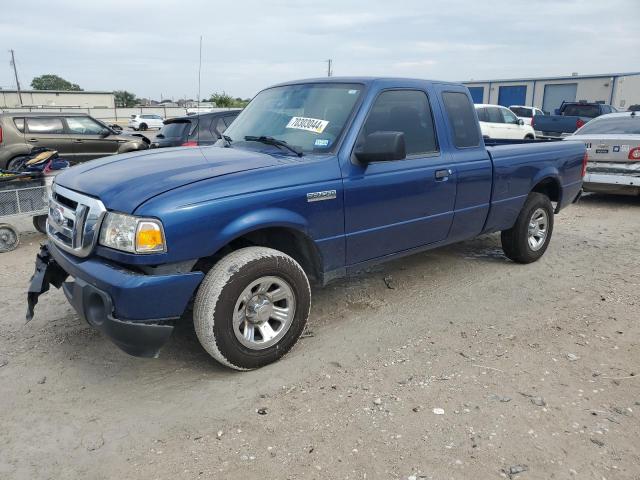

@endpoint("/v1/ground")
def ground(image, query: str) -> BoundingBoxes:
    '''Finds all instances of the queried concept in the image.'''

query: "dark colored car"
[0,112,149,169]
[150,111,240,148]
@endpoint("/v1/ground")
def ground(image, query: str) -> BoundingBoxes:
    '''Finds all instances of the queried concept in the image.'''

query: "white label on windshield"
[286,116,329,134]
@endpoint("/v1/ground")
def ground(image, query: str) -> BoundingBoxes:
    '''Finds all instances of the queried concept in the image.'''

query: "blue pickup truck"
[533,101,617,138]
[27,77,586,370]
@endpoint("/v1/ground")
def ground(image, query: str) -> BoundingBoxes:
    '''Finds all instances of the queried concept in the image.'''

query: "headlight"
[98,212,166,254]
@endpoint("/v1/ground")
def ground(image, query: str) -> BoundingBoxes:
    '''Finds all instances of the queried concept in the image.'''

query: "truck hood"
[55,146,286,213]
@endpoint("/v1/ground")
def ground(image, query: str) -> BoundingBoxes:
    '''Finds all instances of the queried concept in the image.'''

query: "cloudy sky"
[1,0,639,100]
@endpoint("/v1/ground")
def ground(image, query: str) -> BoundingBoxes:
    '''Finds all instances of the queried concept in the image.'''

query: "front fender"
[117,140,149,154]
[217,207,310,250]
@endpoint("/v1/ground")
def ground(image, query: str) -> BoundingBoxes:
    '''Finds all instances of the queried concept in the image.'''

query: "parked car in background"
[127,114,164,131]
[475,104,536,139]
[628,104,640,112]
[509,105,546,126]
[533,101,617,138]
[568,111,640,195]
[151,110,240,148]
[29,77,584,369]
[0,112,149,169]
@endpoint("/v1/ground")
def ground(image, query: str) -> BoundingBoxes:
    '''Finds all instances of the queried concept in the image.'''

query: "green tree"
[114,90,138,107]
[30,74,83,91]
[209,92,235,108]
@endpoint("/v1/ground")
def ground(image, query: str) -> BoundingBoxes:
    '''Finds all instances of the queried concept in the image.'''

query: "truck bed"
[482,139,585,233]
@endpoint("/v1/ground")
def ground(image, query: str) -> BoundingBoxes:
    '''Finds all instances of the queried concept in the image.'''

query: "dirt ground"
[1,193,639,480]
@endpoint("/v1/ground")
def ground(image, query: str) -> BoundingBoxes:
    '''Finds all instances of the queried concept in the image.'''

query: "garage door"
[542,83,577,114]
[497,85,527,107]
[467,87,484,104]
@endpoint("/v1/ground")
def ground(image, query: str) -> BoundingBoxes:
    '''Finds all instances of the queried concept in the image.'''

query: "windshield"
[563,104,600,118]
[222,83,364,153]
[576,115,640,135]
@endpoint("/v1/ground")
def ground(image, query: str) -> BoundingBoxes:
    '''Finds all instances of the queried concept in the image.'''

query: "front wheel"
[501,192,554,263]
[194,247,311,370]
[139,123,148,131]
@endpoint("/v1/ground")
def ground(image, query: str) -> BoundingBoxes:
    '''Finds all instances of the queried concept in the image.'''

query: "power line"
[9,49,23,105]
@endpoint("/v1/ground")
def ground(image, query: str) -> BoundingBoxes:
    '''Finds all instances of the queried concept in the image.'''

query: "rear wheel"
[139,123,148,131]
[525,134,534,140]
[194,247,311,370]
[501,192,554,263]
[0,224,19,252]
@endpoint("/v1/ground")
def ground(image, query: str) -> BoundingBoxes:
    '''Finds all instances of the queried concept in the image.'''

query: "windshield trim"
[224,81,367,155]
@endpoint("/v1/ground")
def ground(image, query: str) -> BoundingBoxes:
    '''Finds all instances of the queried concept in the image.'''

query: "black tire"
[501,192,554,263]
[139,123,148,131]
[525,134,534,140]
[33,215,47,234]
[194,247,311,370]
[0,224,20,253]
[6,156,27,171]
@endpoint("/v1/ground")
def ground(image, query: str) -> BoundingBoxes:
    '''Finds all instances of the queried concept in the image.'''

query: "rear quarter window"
[13,117,25,132]
[25,117,65,134]
[442,92,480,148]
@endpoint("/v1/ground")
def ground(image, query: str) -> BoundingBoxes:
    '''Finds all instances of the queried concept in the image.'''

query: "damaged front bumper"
[27,243,203,358]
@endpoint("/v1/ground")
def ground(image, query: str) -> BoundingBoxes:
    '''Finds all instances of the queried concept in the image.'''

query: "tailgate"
[534,115,578,135]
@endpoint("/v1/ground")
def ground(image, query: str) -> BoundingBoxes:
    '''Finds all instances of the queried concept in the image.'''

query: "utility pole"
[327,59,333,77]
[9,49,23,105]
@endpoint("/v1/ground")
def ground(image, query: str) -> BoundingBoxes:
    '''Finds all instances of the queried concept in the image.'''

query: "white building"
[463,72,640,113]
[0,89,115,109]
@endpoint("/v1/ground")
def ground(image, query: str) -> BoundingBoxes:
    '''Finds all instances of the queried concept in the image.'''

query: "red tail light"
[581,151,588,177]
[576,118,585,129]
[0,126,3,144]
[629,147,640,160]
[530,115,535,128]
[181,141,198,147]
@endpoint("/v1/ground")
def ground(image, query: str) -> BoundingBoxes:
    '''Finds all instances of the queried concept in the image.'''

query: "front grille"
[47,184,106,258]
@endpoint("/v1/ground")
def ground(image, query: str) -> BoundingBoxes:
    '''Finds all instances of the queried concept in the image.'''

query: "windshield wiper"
[244,136,303,156]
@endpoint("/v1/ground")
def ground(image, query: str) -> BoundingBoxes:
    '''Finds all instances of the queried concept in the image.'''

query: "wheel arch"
[530,174,562,211]
[196,215,324,284]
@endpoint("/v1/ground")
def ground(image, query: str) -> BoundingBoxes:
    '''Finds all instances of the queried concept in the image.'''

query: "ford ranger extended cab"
[27,78,585,370]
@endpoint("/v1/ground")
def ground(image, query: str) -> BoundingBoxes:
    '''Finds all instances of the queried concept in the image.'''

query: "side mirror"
[517,118,524,126]
[100,128,111,138]
[355,131,406,163]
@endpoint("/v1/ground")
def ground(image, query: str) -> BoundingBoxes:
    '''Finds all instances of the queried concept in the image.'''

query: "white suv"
[474,104,536,140]
[128,114,164,131]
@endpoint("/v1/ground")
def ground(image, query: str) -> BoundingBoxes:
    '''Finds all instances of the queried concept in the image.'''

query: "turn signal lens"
[135,221,165,253]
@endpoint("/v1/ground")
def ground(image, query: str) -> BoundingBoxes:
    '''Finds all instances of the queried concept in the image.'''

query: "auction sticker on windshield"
[286,117,329,134]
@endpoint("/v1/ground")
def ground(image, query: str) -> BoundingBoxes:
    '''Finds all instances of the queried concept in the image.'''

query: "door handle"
[27,138,38,142]
[435,169,453,180]
[73,139,83,143]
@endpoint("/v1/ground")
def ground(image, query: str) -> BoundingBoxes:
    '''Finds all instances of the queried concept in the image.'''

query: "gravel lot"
[1,193,639,480]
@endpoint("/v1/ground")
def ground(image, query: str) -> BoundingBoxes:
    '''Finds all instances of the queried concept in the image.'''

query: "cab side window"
[25,117,64,134]
[487,107,504,123]
[361,90,438,156]
[501,109,518,124]
[66,116,105,135]
[442,92,480,148]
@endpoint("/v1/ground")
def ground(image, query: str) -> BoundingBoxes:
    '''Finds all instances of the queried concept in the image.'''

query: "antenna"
[9,49,23,105]
[197,35,202,146]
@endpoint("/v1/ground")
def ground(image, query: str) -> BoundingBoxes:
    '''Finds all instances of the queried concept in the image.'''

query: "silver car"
[568,112,640,195]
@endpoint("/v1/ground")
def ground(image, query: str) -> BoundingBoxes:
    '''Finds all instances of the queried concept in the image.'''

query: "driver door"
[65,116,119,162]
[343,89,456,265]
